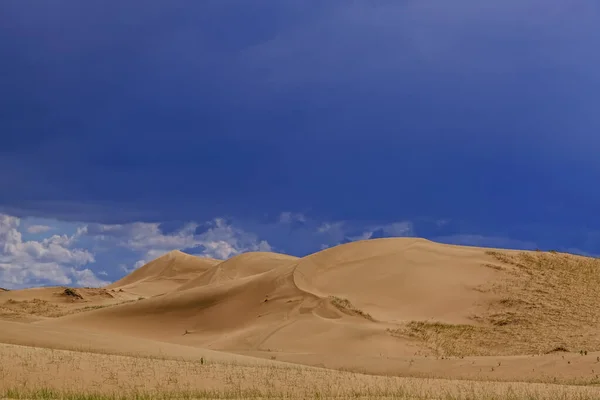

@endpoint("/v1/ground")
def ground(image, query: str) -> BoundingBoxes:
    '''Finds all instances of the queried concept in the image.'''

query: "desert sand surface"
[2,238,600,399]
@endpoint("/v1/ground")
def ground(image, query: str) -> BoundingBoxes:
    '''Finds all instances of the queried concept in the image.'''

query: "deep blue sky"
[1,1,599,288]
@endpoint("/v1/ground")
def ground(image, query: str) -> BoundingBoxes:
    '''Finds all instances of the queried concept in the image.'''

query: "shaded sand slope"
[0,251,219,323]
[177,251,299,290]
[0,319,278,366]
[39,257,358,353]
[107,250,220,297]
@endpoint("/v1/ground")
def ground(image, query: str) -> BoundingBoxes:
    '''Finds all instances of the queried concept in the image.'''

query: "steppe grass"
[0,299,137,319]
[389,250,600,357]
[2,343,600,400]
[329,296,374,321]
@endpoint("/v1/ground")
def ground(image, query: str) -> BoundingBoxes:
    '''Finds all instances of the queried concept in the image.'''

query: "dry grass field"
[3,343,600,400]
[2,238,600,399]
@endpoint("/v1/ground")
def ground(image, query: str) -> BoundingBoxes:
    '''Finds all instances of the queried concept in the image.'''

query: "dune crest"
[293,238,502,324]
[177,251,299,291]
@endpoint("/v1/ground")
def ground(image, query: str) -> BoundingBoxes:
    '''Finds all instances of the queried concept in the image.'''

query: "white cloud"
[345,231,373,242]
[320,220,415,244]
[317,221,344,235]
[26,225,52,234]
[279,212,306,224]
[243,215,417,257]
[351,221,414,240]
[432,234,537,250]
[0,214,104,289]
[70,268,110,287]
[382,221,413,236]
[81,218,273,272]
[119,263,136,275]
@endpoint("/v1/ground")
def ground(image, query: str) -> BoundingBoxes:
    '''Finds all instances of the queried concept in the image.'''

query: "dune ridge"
[177,251,299,291]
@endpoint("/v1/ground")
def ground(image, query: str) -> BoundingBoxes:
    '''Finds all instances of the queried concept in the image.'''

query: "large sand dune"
[3,238,600,398]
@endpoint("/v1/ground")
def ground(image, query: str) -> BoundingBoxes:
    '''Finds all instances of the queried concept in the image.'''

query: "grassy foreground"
[3,385,600,399]
[2,344,600,400]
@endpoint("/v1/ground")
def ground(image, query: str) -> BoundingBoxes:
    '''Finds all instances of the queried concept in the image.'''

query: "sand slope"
[177,251,299,290]
[294,238,504,324]
[107,250,220,296]
[0,285,137,322]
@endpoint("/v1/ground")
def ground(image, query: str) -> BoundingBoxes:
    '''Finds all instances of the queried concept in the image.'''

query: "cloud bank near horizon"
[2,211,598,290]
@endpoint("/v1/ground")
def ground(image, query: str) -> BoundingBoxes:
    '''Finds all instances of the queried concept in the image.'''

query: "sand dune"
[34,238,600,357]
[106,250,220,296]
[3,238,600,398]
[0,285,137,322]
[55,240,496,340]
[294,238,504,324]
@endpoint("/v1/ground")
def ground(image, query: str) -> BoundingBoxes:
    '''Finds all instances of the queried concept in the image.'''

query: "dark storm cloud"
[1,0,598,235]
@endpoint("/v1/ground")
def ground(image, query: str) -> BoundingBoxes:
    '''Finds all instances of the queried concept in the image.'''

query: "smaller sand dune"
[0,286,117,305]
[42,262,323,346]
[0,286,137,322]
[107,250,220,296]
